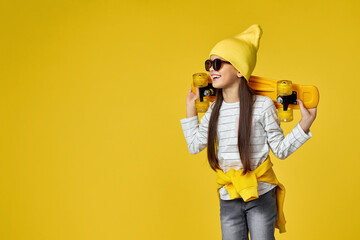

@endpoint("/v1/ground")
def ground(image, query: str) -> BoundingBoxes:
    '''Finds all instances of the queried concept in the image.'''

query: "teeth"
[213,75,221,79]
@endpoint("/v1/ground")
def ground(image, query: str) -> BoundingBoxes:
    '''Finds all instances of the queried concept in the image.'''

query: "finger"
[189,86,196,96]
[297,99,308,118]
[297,99,305,108]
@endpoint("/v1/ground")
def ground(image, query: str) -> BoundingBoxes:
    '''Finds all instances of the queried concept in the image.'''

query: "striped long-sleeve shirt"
[180,95,312,200]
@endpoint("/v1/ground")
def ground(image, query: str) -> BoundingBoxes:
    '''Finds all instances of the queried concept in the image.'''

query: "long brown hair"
[207,76,256,175]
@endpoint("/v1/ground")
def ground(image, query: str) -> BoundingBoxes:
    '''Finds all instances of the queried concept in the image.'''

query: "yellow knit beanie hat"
[209,24,263,82]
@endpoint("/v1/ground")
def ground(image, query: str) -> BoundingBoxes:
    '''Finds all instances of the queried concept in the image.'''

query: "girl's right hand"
[186,85,200,107]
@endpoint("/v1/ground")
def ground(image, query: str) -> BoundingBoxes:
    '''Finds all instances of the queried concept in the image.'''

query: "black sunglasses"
[205,59,231,71]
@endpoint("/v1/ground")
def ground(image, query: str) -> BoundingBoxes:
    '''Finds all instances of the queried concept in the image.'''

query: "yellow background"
[1,0,359,239]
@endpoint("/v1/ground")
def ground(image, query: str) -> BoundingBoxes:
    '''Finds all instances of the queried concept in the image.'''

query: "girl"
[180,24,317,240]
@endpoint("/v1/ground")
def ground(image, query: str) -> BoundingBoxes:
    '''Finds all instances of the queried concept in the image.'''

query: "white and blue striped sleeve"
[261,97,312,160]
[179,102,214,154]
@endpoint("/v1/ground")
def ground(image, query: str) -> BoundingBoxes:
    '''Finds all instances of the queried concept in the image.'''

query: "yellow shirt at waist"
[216,155,287,234]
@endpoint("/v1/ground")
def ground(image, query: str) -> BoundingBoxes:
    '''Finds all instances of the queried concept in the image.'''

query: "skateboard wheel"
[195,98,209,113]
[277,80,292,96]
[278,106,293,122]
[193,73,209,87]
[204,89,215,97]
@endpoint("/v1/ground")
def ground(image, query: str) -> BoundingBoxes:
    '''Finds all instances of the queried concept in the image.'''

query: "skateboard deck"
[248,75,319,110]
[191,72,319,122]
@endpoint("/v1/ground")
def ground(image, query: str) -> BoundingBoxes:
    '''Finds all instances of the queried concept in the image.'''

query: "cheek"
[219,74,237,86]
[220,74,230,82]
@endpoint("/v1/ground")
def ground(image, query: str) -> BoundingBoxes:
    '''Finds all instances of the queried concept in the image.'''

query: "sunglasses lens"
[214,59,222,71]
[205,60,211,71]
[205,59,227,71]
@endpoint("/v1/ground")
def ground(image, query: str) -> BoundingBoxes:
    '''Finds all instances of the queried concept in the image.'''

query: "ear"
[237,72,243,78]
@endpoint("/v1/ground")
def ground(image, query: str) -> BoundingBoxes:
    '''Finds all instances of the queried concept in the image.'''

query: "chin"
[212,81,221,89]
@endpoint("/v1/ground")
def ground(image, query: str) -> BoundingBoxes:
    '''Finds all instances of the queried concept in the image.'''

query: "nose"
[209,62,215,71]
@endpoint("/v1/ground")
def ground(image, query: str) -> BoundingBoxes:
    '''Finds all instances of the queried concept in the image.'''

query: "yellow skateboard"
[191,73,319,122]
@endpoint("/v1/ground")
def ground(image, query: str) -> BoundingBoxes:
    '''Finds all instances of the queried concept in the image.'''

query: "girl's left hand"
[297,99,317,133]
[297,99,317,122]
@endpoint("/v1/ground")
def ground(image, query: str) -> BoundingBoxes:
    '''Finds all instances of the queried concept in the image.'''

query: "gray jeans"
[220,187,278,240]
